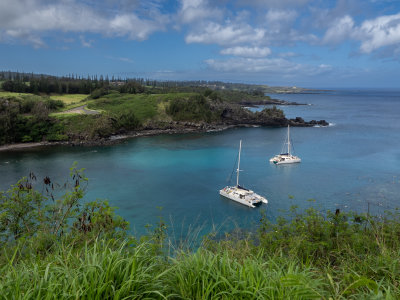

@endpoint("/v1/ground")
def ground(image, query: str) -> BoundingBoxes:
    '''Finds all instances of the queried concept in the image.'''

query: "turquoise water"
[1,89,400,236]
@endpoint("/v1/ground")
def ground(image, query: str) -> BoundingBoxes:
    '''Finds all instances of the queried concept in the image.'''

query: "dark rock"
[288,117,329,127]
[317,120,329,126]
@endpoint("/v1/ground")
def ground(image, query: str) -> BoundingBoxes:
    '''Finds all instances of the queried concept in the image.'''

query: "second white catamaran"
[270,125,301,165]
[220,140,268,208]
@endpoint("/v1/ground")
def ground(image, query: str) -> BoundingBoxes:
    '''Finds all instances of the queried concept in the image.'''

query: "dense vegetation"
[0,95,66,144]
[0,72,289,146]
[1,166,399,298]
[166,94,216,122]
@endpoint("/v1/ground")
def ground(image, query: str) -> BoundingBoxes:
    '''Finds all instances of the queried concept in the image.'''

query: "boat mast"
[236,140,242,186]
[287,125,290,155]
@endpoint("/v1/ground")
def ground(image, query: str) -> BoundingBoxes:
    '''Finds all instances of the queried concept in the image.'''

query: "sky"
[1,0,400,88]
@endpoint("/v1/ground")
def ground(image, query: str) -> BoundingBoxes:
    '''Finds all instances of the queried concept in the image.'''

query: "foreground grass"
[1,209,400,299]
[1,166,399,299]
[1,240,165,299]
[0,239,327,299]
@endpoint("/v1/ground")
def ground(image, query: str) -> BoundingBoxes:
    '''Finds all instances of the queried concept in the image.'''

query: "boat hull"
[269,125,301,165]
[270,155,301,165]
[219,187,267,208]
[274,158,301,165]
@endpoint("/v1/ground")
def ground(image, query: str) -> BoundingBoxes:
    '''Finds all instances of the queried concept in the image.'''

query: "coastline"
[0,119,328,152]
[0,125,234,152]
[238,98,307,107]
[0,91,322,152]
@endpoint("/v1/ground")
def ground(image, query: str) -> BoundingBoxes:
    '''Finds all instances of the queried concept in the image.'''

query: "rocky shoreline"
[0,95,328,152]
[0,117,329,152]
[239,98,306,107]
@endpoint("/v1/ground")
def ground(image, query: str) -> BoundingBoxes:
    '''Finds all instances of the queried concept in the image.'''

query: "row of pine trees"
[0,71,247,95]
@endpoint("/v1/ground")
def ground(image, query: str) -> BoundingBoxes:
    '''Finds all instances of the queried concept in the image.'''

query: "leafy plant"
[0,163,127,248]
[166,94,214,122]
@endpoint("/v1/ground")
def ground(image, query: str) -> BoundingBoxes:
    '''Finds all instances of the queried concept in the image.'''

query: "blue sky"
[1,0,400,88]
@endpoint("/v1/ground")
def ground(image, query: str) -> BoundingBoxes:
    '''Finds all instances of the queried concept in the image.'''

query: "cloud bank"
[0,0,170,47]
[1,0,400,83]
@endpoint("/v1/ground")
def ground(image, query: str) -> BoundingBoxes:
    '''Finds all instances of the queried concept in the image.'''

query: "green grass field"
[50,93,89,104]
[50,112,83,118]
[88,91,220,124]
[0,91,33,97]
[89,93,171,123]
[0,91,89,104]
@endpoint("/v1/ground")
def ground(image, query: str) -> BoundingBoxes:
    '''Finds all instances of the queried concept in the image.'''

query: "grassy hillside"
[88,92,159,123]
[0,89,284,145]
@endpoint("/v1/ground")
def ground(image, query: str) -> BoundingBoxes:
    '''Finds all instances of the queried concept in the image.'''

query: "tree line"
[0,71,268,95]
[1,72,112,94]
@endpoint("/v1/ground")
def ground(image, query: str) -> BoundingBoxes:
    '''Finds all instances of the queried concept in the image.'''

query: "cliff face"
[214,103,328,127]
[219,106,286,126]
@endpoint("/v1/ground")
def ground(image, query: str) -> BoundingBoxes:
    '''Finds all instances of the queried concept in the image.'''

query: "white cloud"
[204,57,333,78]
[263,9,317,45]
[178,0,223,23]
[79,35,94,48]
[184,5,314,50]
[108,14,168,40]
[205,57,302,74]
[106,56,134,64]
[221,46,271,57]
[5,29,46,48]
[2,2,105,32]
[186,21,265,46]
[266,9,297,26]
[323,15,355,44]
[278,52,298,57]
[358,13,400,53]
[317,64,332,72]
[2,0,399,64]
[236,0,311,8]
[0,0,170,47]
[264,9,298,40]
[322,12,400,54]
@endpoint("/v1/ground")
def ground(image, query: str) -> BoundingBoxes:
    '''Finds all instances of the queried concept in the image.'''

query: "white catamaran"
[220,140,268,208]
[269,125,301,165]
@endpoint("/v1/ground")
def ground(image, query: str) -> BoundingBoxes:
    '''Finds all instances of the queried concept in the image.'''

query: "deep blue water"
[1,89,400,237]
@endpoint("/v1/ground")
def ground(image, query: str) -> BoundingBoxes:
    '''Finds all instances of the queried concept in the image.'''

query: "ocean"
[1,89,400,237]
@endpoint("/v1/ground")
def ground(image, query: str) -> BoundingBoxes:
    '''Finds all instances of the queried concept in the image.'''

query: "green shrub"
[46,133,68,141]
[90,88,109,99]
[21,135,33,142]
[114,112,140,130]
[0,163,128,245]
[45,98,64,110]
[259,105,285,118]
[119,81,145,94]
[166,94,214,122]
[61,114,114,138]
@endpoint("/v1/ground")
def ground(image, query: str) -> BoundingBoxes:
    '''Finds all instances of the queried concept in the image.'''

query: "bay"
[1,89,400,237]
